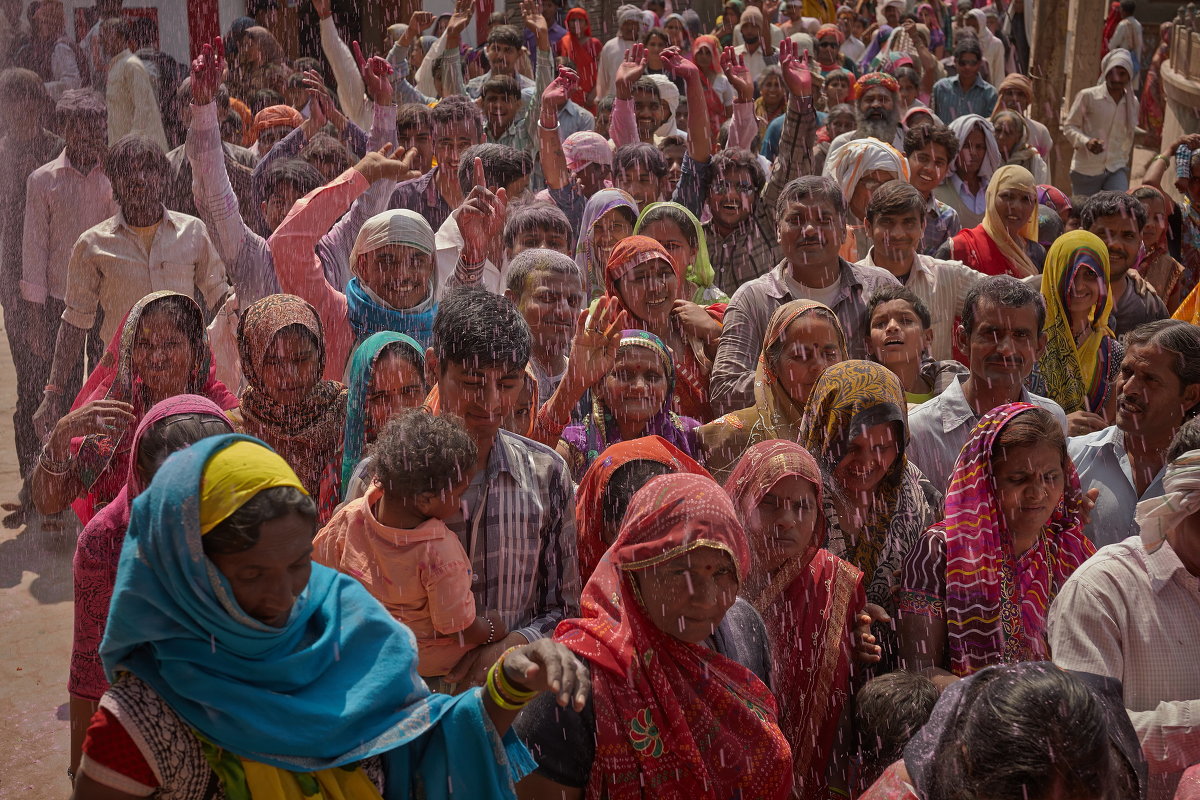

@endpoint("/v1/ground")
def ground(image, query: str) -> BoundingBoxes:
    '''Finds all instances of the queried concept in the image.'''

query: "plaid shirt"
[920,193,961,257]
[443,431,581,642]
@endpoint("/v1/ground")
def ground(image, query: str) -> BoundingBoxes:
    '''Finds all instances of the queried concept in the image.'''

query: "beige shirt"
[61,208,229,344]
[1062,83,1139,176]
[1047,536,1200,800]
[104,49,168,152]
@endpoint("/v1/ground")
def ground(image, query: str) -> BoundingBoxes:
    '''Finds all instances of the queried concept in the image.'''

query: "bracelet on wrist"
[44,383,62,395]
[39,447,73,475]
[484,615,496,645]
[486,660,532,710]
[496,647,538,701]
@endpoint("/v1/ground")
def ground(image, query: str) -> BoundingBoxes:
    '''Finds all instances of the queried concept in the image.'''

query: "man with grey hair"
[504,246,585,405]
[828,72,904,157]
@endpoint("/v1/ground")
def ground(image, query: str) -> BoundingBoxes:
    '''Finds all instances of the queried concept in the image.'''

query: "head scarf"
[617,3,643,31]
[735,5,769,48]
[1038,231,1115,414]
[344,210,438,345]
[648,73,682,136]
[340,331,425,492]
[562,130,613,172]
[682,8,704,39]
[824,67,857,98]
[70,395,232,703]
[244,26,286,65]
[853,71,900,100]
[555,473,793,800]
[981,164,1039,278]
[640,9,657,35]
[69,291,238,524]
[917,2,942,30]
[995,72,1034,111]
[1037,183,1072,220]
[1099,48,1138,132]
[576,189,639,299]
[560,8,599,93]
[817,23,844,44]
[574,435,712,581]
[235,294,348,519]
[754,300,847,442]
[634,201,716,299]
[1136,448,1200,554]
[901,105,939,130]
[560,330,699,479]
[603,234,685,307]
[822,138,909,214]
[663,12,692,50]
[1037,203,1065,248]
[877,0,905,25]
[101,434,536,796]
[859,25,893,72]
[691,34,722,77]
[199,440,309,533]
[250,104,303,143]
[993,109,1038,164]
[965,8,999,48]
[948,113,1003,182]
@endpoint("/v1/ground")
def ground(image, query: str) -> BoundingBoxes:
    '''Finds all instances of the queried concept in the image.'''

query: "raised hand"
[446,0,474,46]
[521,0,549,47]
[400,10,436,45]
[354,143,416,182]
[312,0,332,20]
[353,41,394,106]
[720,46,753,102]
[542,66,579,116]
[564,295,627,393]
[189,37,225,107]
[779,37,813,97]
[456,157,510,263]
[615,43,647,98]
[660,45,699,83]
[764,0,781,19]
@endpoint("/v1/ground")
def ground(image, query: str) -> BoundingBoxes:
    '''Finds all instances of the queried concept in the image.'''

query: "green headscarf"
[634,201,728,305]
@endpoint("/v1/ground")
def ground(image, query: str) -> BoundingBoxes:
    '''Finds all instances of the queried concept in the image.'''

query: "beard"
[857,106,900,143]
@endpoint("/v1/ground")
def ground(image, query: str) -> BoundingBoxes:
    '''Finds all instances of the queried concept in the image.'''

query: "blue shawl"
[345,276,436,347]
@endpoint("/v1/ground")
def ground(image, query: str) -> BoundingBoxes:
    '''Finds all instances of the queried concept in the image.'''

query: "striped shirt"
[444,431,581,643]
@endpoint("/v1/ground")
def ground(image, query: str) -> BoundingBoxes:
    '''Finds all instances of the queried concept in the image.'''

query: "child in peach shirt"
[314,410,505,677]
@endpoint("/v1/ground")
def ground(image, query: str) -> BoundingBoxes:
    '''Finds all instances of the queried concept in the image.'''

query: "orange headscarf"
[251,104,303,144]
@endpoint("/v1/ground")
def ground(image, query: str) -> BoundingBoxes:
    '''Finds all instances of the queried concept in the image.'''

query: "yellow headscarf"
[981,164,1039,278]
[1038,230,1115,414]
[199,440,308,535]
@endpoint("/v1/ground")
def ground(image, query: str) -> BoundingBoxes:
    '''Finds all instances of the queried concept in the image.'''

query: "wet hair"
[632,76,661,100]
[299,133,351,175]
[260,158,324,201]
[642,26,670,46]
[481,73,522,101]
[856,671,938,788]
[456,142,532,194]
[597,95,616,114]
[658,133,687,156]
[502,202,573,251]
[221,109,243,140]
[639,203,699,250]
[396,102,432,135]
[1129,185,1167,209]
[709,148,766,193]
[776,175,846,221]
[203,486,317,556]
[135,413,234,486]
[372,410,477,498]
[960,275,1046,336]
[1121,319,1200,416]
[614,142,669,179]
[923,665,1115,800]
[759,64,784,87]
[868,285,932,329]
[250,88,286,115]
[1037,203,1064,246]
[953,35,983,62]
[1080,190,1147,232]
[138,294,204,353]
[894,65,921,88]
[431,94,485,139]
[602,460,674,534]
[992,406,1067,467]
[1167,416,1200,462]
[486,24,523,49]
[505,247,584,298]
[864,179,925,222]
[293,57,325,83]
[56,88,107,126]
[432,286,532,372]
[106,133,169,178]
[903,122,959,161]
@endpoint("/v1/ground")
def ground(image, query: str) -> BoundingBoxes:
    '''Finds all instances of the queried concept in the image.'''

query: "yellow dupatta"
[980,164,1039,278]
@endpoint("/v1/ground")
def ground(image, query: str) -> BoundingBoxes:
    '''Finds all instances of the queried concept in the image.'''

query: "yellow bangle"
[496,649,538,701]
[486,661,528,710]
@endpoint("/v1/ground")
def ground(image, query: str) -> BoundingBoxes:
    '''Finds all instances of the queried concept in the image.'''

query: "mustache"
[1118,394,1145,412]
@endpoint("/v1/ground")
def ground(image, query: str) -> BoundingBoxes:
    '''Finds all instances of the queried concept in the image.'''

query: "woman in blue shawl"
[75,434,590,800]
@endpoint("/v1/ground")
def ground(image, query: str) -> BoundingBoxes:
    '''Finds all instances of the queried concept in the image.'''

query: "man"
[525,0,567,68]
[1082,191,1167,336]
[837,5,866,64]
[427,286,580,686]
[613,142,669,207]
[613,60,666,145]
[710,174,901,415]
[504,248,586,405]
[994,72,1052,163]
[931,38,998,123]
[1107,0,1144,78]
[478,6,554,179]
[907,275,1068,490]
[828,72,904,156]
[595,4,643,100]
[98,17,167,151]
[466,25,537,99]
[390,95,483,233]
[1070,320,1200,547]
[857,180,982,362]
[904,123,962,256]
[732,5,776,82]
[1048,418,1200,800]
[32,134,229,437]
[1064,49,1138,196]
[823,137,907,260]
[20,90,115,480]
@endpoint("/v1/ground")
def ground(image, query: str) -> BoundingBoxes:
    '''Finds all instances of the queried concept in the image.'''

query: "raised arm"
[760,39,818,227]
[664,45,712,162]
[315,0,372,129]
[610,44,646,148]
[538,68,579,191]
[524,0,556,144]
[720,47,757,151]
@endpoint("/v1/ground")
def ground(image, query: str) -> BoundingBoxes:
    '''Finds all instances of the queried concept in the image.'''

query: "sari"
[559,330,701,482]
[634,201,728,305]
[1131,185,1186,310]
[698,300,846,483]
[576,189,639,300]
[340,331,426,493]
[796,360,937,616]
[896,404,1093,677]
[691,35,730,133]
[71,395,231,703]
[230,294,348,523]
[99,434,535,799]
[947,164,1040,278]
[1035,231,1119,415]
[69,291,238,524]
[724,441,864,799]
[574,435,711,582]
[554,473,793,800]
[1138,23,1171,149]
[557,8,603,109]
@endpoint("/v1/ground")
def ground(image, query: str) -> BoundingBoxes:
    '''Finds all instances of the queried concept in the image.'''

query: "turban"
[563,131,614,172]
[854,72,899,100]
[817,23,844,43]
[251,104,303,142]
[618,4,644,26]
[997,73,1034,103]
[822,138,909,207]
[349,209,436,272]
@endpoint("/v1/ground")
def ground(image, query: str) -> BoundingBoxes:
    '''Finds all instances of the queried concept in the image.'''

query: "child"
[902,123,961,257]
[314,410,506,679]
[867,286,966,407]
[854,670,939,792]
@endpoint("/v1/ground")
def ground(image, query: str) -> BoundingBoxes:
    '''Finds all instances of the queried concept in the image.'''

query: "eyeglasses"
[711,180,756,195]
[956,58,979,67]
[818,40,840,48]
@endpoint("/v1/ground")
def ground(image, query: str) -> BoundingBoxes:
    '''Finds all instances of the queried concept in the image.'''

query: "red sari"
[557,8,603,111]
[949,225,1031,279]
[725,440,864,798]
[555,473,793,800]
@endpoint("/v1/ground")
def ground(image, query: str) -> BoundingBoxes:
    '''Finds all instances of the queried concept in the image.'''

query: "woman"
[73,434,590,799]
[724,440,867,798]
[993,73,1052,159]
[576,189,638,300]
[917,3,944,58]
[341,331,428,500]
[901,105,937,132]
[690,35,734,127]
[1029,231,1123,420]
[557,330,700,482]
[896,404,1093,683]
[603,236,720,420]
[229,294,348,523]
[634,201,729,304]
[69,396,232,777]
[515,473,793,800]
[1138,22,1171,151]
[698,300,847,482]
[1130,185,1186,311]
[992,110,1049,185]
[936,164,1044,278]
[557,8,603,110]
[815,24,859,78]
[755,65,788,128]
[964,8,1004,83]
[934,114,1001,229]
[797,360,938,663]
[823,137,910,261]
[31,291,238,523]
[663,13,692,51]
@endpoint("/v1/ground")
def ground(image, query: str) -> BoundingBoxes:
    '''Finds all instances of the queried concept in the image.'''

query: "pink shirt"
[314,486,477,677]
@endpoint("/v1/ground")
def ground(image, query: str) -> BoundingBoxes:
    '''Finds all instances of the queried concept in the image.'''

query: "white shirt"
[104,49,168,151]
[434,212,507,297]
[1047,536,1200,800]
[1109,18,1144,72]
[44,37,82,99]
[856,249,984,362]
[1062,83,1139,176]
[596,36,637,100]
[733,42,770,83]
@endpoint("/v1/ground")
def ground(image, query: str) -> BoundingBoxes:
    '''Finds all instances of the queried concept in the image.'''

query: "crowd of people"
[0,0,1197,797]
